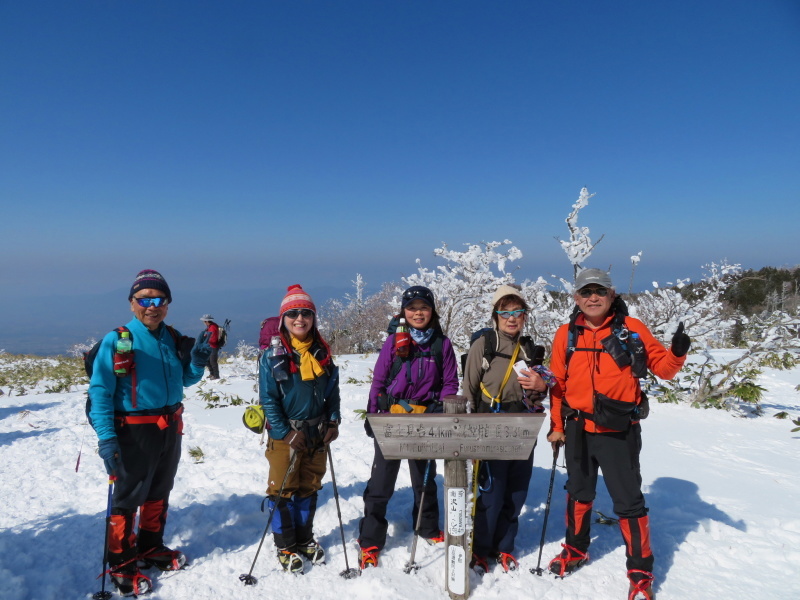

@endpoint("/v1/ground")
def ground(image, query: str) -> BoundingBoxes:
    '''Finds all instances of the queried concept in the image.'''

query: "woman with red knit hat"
[258,284,341,574]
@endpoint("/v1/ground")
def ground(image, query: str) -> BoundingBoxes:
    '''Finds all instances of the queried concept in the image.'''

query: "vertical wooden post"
[443,395,468,600]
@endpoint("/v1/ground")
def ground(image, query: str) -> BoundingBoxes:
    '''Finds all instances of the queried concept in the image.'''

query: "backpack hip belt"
[115,404,184,431]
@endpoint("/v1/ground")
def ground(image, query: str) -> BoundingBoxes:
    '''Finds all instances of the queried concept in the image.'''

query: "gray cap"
[201,314,214,321]
[575,268,613,290]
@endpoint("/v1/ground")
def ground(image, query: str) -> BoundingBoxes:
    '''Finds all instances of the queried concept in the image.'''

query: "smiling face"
[283,310,314,342]
[130,288,169,331]
[574,286,616,327]
[403,299,433,330]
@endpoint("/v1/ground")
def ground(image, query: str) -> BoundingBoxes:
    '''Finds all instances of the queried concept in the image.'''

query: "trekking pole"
[531,445,560,576]
[404,459,433,573]
[239,449,297,585]
[327,445,361,579]
[93,476,115,600]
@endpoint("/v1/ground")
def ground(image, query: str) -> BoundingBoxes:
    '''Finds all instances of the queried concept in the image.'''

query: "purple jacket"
[367,332,460,413]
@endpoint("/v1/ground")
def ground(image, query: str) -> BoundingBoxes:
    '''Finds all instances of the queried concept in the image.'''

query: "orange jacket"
[549,312,685,433]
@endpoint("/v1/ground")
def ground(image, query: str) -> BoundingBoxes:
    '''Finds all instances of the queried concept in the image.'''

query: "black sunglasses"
[577,287,610,298]
[134,297,168,307]
[284,308,314,318]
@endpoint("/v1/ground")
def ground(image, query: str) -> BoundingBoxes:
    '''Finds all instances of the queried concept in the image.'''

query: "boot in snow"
[548,543,589,577]
[359,546,379,569]
[109,560,152,597]
[297,539,326,564]
[628,569,655,600]
[470,553,489,575]
[139,545,187,572]
[424,530,445,545]
[277,548,304,574]
[493,551,518,572]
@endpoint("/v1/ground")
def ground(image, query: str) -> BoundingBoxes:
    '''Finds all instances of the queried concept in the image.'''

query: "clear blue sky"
[2,0,798,304]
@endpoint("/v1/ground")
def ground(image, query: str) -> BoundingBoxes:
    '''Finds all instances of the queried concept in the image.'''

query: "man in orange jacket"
[546,269,690,600]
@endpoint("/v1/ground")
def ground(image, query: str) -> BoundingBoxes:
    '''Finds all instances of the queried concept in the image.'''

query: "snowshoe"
[628,569,655,600]
[109,561,152,597]
[424,531,445,545]
[470,553,489,575]
[139,545,187,571]
[548,544,588,578]
[359,546,379,569]
[297,539,326,564]
[494,551,518,572]
[277,549,304,574]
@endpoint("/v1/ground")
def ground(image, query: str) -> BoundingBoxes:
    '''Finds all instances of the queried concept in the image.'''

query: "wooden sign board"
[367,413,545,460]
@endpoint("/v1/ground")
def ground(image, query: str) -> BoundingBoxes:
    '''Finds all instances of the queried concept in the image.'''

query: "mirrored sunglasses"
[577,287,610,298]
[284,308,314,318]
[495,309,527,319]
[134,297,168,308]
[402,288,434,303]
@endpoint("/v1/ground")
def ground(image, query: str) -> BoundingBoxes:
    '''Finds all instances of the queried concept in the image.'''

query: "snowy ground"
[1,352,799,600]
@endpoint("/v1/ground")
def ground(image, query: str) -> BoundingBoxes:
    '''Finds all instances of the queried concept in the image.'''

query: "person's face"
[574,286,615,325]
[130,288,169,331]
[496,301,526,336]
[404,300,433,330]
[283,309,314,342]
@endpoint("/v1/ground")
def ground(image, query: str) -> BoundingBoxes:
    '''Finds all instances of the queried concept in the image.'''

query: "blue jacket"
[89,318,204,441]
[258,340,341,441]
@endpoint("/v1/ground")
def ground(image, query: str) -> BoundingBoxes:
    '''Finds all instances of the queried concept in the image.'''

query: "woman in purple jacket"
[357,286,459,569]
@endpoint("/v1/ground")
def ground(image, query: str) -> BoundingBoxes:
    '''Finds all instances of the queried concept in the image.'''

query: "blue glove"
[98,437,121,475]
[191,331,212,368]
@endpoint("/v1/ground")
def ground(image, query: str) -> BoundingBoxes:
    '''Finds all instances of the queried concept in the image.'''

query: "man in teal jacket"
[89,269,211,596]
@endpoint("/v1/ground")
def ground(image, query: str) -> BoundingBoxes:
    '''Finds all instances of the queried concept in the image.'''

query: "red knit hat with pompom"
[280,284,316,317]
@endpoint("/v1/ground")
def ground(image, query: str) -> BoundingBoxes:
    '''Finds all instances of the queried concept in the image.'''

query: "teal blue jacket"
[258,340,341,441]
[89,318,204,441]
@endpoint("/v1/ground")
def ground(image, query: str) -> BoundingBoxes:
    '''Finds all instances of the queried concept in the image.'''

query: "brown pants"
[265,436,327,498]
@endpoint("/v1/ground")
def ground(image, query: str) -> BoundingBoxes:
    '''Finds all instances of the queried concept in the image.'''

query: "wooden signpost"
[367,395,545,599]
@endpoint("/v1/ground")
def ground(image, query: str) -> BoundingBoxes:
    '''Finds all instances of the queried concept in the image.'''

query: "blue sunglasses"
[495,309,526,319]
[134,297,168,308]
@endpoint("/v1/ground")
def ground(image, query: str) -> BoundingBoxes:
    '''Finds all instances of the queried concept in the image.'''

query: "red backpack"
[258,316,281,350]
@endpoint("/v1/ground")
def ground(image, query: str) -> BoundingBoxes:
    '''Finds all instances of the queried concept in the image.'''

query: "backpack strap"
[479,340,520,411]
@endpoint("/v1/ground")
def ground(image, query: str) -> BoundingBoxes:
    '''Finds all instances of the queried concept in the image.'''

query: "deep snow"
[1,351,799,600]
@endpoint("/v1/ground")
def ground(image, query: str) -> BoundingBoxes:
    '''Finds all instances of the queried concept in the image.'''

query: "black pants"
[562,420,653,573]
[472,452,534,557]
[207,347,220,378]
[108,411,182,560]
[358,438,440,550]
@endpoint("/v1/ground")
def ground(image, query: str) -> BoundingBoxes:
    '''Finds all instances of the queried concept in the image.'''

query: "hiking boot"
[628,569,655,600]
[297,539,326,564]
[359,546,379,569]
[548,544,588,577]
[110,561,152,597]
[139,545,187,571]
[277,549,304,574]
[493,551,518,572]
[470,553,489,575]
[425,530,445,545]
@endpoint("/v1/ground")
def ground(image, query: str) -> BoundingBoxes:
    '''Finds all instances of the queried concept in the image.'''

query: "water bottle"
[629,333,647,378]
[394,318,411,358]
[113,331,133,377]
[270,336,289,382]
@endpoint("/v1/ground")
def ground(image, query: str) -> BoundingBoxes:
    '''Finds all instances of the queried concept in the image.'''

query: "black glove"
[98,437,121,475]
[190,331,213,368]
[670,322,691,357]
[364,418,374,438]
[285,430,307,451]
[322,421,339,445]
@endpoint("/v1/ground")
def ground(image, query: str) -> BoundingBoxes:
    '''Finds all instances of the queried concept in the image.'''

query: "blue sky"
[1,1,798,318]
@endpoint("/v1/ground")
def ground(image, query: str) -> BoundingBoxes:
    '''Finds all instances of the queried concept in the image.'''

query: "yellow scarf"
[291,336,325,381]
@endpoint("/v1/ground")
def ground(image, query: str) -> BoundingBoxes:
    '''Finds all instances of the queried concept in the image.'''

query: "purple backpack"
[258,316,281,349]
